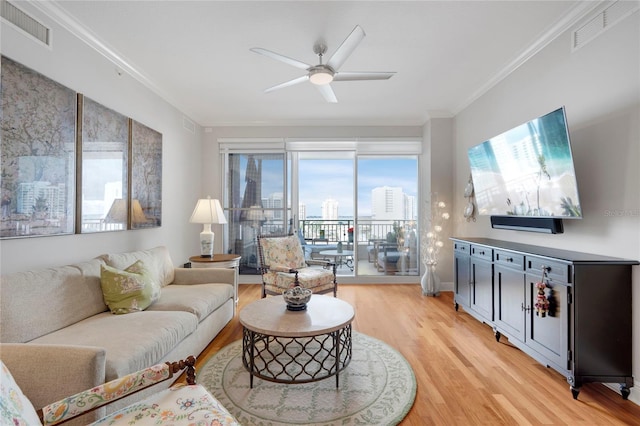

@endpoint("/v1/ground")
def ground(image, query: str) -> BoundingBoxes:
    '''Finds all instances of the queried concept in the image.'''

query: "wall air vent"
[183,117,196,134]
[572,0,639,51]
[1,0,50,46]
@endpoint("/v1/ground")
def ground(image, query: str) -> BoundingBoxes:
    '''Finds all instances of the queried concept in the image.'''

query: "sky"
[245,156,418,217]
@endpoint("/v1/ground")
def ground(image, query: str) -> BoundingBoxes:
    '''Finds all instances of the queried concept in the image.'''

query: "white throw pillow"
[0,360,42,426]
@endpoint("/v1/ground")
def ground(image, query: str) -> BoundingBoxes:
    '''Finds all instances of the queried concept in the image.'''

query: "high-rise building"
[16,181,66,219]
[263,192,284,220]
[371,186,404,220]
[321,198,339,220]
[298,203,306,220]
[404,194,417,220]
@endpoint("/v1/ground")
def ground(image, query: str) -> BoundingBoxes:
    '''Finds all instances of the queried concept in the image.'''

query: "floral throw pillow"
[100,260,160,314]
[0,360,42,426]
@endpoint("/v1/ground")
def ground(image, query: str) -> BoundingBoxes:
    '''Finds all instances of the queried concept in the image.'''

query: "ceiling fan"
[250,25,395,103]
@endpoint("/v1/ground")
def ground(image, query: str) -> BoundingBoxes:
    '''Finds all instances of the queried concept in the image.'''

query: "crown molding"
[30,0,201,125]
[452,0,605,115]
[30,1,605,127]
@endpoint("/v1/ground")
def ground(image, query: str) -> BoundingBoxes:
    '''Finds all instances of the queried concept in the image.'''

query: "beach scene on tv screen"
[468,109,582,218]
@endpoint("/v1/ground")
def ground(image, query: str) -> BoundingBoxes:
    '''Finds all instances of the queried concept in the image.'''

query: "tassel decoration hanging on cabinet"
[534,266,550,317]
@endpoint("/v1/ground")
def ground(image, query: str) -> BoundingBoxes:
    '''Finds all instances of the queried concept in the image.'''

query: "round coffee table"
[239,295,354,388]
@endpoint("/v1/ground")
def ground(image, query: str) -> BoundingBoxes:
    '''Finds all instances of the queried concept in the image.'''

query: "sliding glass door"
[224,153,288,274]
[222,143,420,279]
[356,157,418,276]
[297,152,355,276]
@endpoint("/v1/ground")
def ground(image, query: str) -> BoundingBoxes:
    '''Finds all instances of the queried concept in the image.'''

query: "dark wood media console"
[451,237,638,400]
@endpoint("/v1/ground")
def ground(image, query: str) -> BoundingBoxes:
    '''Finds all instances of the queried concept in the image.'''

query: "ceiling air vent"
[1,0,50,46]
[573,0,639,51]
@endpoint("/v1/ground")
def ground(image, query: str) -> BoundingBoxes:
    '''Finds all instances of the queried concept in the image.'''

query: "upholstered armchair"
[1,357,239,426]
[257,233,338,298]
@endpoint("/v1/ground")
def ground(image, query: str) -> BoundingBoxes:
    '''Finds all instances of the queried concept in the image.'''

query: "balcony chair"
[257,233,338,298]
[297,229,338,260]
[1,356,239,426]
[367,238,387,262]
[377,243,402,273]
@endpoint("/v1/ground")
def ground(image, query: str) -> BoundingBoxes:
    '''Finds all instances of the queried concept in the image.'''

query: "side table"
[319,249,354,271]
[189,254,241,309]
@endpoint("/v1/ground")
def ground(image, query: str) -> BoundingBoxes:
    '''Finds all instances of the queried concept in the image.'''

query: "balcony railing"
[225,214,420,276]
[299,219,417,244]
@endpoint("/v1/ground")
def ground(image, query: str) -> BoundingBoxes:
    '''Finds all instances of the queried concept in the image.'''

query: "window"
[221,138,422,279]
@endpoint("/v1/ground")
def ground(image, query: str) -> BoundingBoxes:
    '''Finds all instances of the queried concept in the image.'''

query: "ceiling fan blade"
[333,71,396,81]
[326,25,365,71]
[316,84,338,103]
[264,75,309,93]
[250,48,311,70]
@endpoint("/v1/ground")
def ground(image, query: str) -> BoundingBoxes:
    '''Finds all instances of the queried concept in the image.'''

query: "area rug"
[198,331,416,425]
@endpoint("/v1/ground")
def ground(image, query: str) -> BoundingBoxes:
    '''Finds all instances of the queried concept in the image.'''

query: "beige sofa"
[0,246,235,424]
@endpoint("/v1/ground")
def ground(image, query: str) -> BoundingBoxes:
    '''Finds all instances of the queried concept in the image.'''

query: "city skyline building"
[371,186,404,220]
[262,192,284,221]
[16,181,66,219]
[264,185,415,222]
[405,194,417,220]
[321,198,339,220]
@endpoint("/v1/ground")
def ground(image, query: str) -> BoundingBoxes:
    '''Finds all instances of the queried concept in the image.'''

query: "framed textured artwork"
[130,119,162,229]
[77,95,129,233]
[0,55,76,238]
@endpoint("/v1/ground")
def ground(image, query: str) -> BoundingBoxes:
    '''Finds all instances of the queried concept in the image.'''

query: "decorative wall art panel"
[130,120,162,229]
[78,95,129,233]
[0,55,76,239]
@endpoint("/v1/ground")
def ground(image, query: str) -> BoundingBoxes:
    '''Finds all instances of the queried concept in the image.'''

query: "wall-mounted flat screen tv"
[468,106,582,220]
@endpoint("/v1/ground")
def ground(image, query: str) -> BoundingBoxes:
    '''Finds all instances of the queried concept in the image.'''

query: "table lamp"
[246,205,265,228]
[130,199,148,226]
[190,196,227,258]
[105,199,127,225]
[105,199,148,229]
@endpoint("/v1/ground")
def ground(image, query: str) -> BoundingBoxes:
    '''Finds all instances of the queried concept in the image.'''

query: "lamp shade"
[105,199,148,228]
[245,205,265,222]
[189,197,227,224]
[105,199,127,223]
[131,200,148,224]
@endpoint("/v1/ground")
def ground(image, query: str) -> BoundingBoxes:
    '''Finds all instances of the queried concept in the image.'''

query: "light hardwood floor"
[181,284,640,425]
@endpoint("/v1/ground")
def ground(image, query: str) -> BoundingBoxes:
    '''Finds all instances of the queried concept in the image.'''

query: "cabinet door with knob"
[493,250,525,342]
[453,242,471,311]
[470,245,493,322]
[525,260,571,374]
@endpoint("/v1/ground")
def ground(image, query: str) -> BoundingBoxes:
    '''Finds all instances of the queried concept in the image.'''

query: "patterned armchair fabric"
[257,234,338,298]
[42,363,173,425]
[0,356,239,426]
[1,360,42,426]
[89,385,238,425]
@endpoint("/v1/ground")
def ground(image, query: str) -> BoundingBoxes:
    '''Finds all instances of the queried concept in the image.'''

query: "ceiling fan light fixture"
[309,67,334,85]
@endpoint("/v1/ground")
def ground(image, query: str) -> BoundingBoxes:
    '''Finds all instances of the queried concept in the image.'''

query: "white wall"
[427,117,454,284]
[453,12,640,403]
[0,4,204,274]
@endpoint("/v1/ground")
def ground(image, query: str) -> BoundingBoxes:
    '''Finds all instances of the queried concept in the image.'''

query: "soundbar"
[490,216,564,234]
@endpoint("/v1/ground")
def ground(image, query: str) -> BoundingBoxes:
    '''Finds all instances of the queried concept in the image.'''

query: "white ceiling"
[43,1,597,127]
